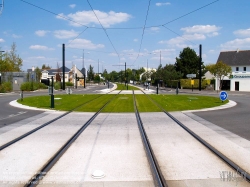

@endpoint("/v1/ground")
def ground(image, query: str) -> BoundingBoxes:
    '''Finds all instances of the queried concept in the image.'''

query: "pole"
[62,44,65,90]
[160,51,161,66]
[51,76,54,108]
[125,62,126,87]
[199,44,202,91]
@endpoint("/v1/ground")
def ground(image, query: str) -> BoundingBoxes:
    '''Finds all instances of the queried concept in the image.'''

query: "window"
[236,67,239,71]
[244,67,246,71]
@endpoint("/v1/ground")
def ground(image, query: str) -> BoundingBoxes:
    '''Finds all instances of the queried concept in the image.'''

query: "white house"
[216,49,250,91]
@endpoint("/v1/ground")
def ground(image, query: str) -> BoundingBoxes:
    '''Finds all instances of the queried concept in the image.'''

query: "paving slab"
[184,112,250,152]
[140,112,250,187]
[0,112,95,186]
[170,112,250,177]
[38,113,154,187]
[0,111,65,147]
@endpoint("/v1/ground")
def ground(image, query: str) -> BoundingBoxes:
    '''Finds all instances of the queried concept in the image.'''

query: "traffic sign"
[186,74,196,78]
[219,91,228,101]
[191,80,194,85]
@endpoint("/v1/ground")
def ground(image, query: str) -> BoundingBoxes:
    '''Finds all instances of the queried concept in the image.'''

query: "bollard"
[176,87,179,95]
[20,91,23,101]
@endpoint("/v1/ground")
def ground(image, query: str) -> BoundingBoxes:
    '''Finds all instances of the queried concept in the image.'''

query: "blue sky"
[1,0,250,73]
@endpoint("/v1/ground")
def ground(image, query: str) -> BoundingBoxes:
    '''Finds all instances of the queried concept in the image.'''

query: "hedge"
[20,82,47,91]
[0,82,12,93]
[180,79,211,89]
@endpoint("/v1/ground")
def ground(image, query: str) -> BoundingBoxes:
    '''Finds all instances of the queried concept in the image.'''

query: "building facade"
[216,50,250,91]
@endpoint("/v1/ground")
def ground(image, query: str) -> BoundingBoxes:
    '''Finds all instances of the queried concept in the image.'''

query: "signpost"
[186,74,196,78]
[219,91,228,102]
[191,80,194,92]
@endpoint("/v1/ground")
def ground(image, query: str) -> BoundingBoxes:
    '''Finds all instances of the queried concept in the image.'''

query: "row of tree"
[0,43,232,90]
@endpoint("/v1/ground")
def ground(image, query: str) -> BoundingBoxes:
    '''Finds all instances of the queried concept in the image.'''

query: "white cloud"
[161,33,206,45]
[29,45,54,51]
[150,27,160,32]
[69,4,76,9]
[67,38,104,49]
[57,10,131,27]
[181,25,221,34]
[12,34,22,38]
[156,2,171,6]
[233,28,250,38]
[220,38,250,50]
[35,30,50,37]
[0,38,4,43]
[54,30,79,39]
[133,39,138,42]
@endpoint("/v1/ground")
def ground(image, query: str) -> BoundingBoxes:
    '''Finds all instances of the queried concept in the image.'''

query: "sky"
[1,0,250,73]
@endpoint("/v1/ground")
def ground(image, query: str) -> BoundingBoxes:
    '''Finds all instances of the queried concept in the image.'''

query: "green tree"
[41,64,51,69]
[162,64,182,87]
[35,67,41,82]
[0,43,23,72]
[87,65,95,81]
[175,47,205,78]
[206,61,232,90]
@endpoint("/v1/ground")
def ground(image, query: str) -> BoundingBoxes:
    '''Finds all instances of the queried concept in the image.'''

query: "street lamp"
[0,72,2,85]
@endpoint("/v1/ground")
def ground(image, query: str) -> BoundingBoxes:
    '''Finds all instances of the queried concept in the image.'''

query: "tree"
[175,47,205,78]
[162,64,182,87]
[0,42,23,72]
[206,61,232,90]
[41,64,51,69]
[87,65,95,81]
[35,67,42,82]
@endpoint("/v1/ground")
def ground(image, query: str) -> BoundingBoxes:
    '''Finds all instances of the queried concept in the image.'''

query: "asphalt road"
[194,94,250,140]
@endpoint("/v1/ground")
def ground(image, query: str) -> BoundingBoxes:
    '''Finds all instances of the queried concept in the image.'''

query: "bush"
[0,82,12,93]
[54,82,61,90]
[180,79,211,89]
[65,82,73,86]
[20,82,47,91]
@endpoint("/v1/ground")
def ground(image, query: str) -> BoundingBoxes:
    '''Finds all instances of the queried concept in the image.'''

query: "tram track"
[139,89,250,183]
[23,90,122,186]
[0,91,114,151]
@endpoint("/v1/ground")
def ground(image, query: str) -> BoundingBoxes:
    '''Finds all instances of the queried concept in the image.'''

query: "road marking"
[0,111,27,121]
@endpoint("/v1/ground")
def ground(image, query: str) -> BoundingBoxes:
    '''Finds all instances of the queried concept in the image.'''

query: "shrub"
[54,82,61,90]
[180,79,211,89]
[0,82,12,93]
[20,82,48,91]
[65,82,73,86]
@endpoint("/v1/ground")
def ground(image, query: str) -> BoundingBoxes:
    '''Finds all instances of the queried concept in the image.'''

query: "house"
[41,66,71,82]
[216,49,250,91]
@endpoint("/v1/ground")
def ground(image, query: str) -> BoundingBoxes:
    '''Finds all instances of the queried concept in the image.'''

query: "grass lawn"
[149,94,228,111]
[115,83,140,90]
[17,94,101,111]
[17,94,229,112]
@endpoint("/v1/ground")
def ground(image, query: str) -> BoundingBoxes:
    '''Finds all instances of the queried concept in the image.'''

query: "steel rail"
[25,90,121,187]
[133,90,167,187]
[0,91,113,151]
[144,93,250,183]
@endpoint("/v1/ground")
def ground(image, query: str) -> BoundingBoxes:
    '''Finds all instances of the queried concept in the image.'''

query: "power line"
[67,27,89,46]
[86,0,120,61]
[20,0,219,30]
[134,0,151,63]
[162,0,219,26]
[162,25,197,45]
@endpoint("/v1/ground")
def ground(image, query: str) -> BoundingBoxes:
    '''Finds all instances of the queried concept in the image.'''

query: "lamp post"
[0,72,1,85]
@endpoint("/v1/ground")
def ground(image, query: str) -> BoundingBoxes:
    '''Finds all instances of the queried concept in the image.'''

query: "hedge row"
[20,82,47,91]
[0,82,12,93]
[180,79,211,89]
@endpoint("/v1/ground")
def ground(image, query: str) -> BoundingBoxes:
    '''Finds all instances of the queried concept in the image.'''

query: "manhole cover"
[92,170,105,179]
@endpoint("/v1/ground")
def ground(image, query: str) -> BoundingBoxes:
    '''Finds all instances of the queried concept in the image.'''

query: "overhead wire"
[86,0,120,62]
[133,0,151,64]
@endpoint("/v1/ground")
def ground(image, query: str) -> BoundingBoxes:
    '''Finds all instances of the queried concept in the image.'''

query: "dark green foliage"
[0,82,12,93]
[20,82,47,91]
[175,47,205,78]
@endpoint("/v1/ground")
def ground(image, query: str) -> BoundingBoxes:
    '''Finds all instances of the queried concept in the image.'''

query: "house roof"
[42,67,71,75]
[217,50,250,66]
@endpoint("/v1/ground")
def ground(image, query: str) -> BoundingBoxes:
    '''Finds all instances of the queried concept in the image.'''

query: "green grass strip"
[102,94,134,112]
[115,83,140,90]
[17,94,101,111]
[149,94,229,111]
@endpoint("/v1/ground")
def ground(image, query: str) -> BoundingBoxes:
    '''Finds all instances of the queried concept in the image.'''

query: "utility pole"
[62,44,65,90]
[199,44,202,91]
[160,51,161,66]
[113,62,133,90]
